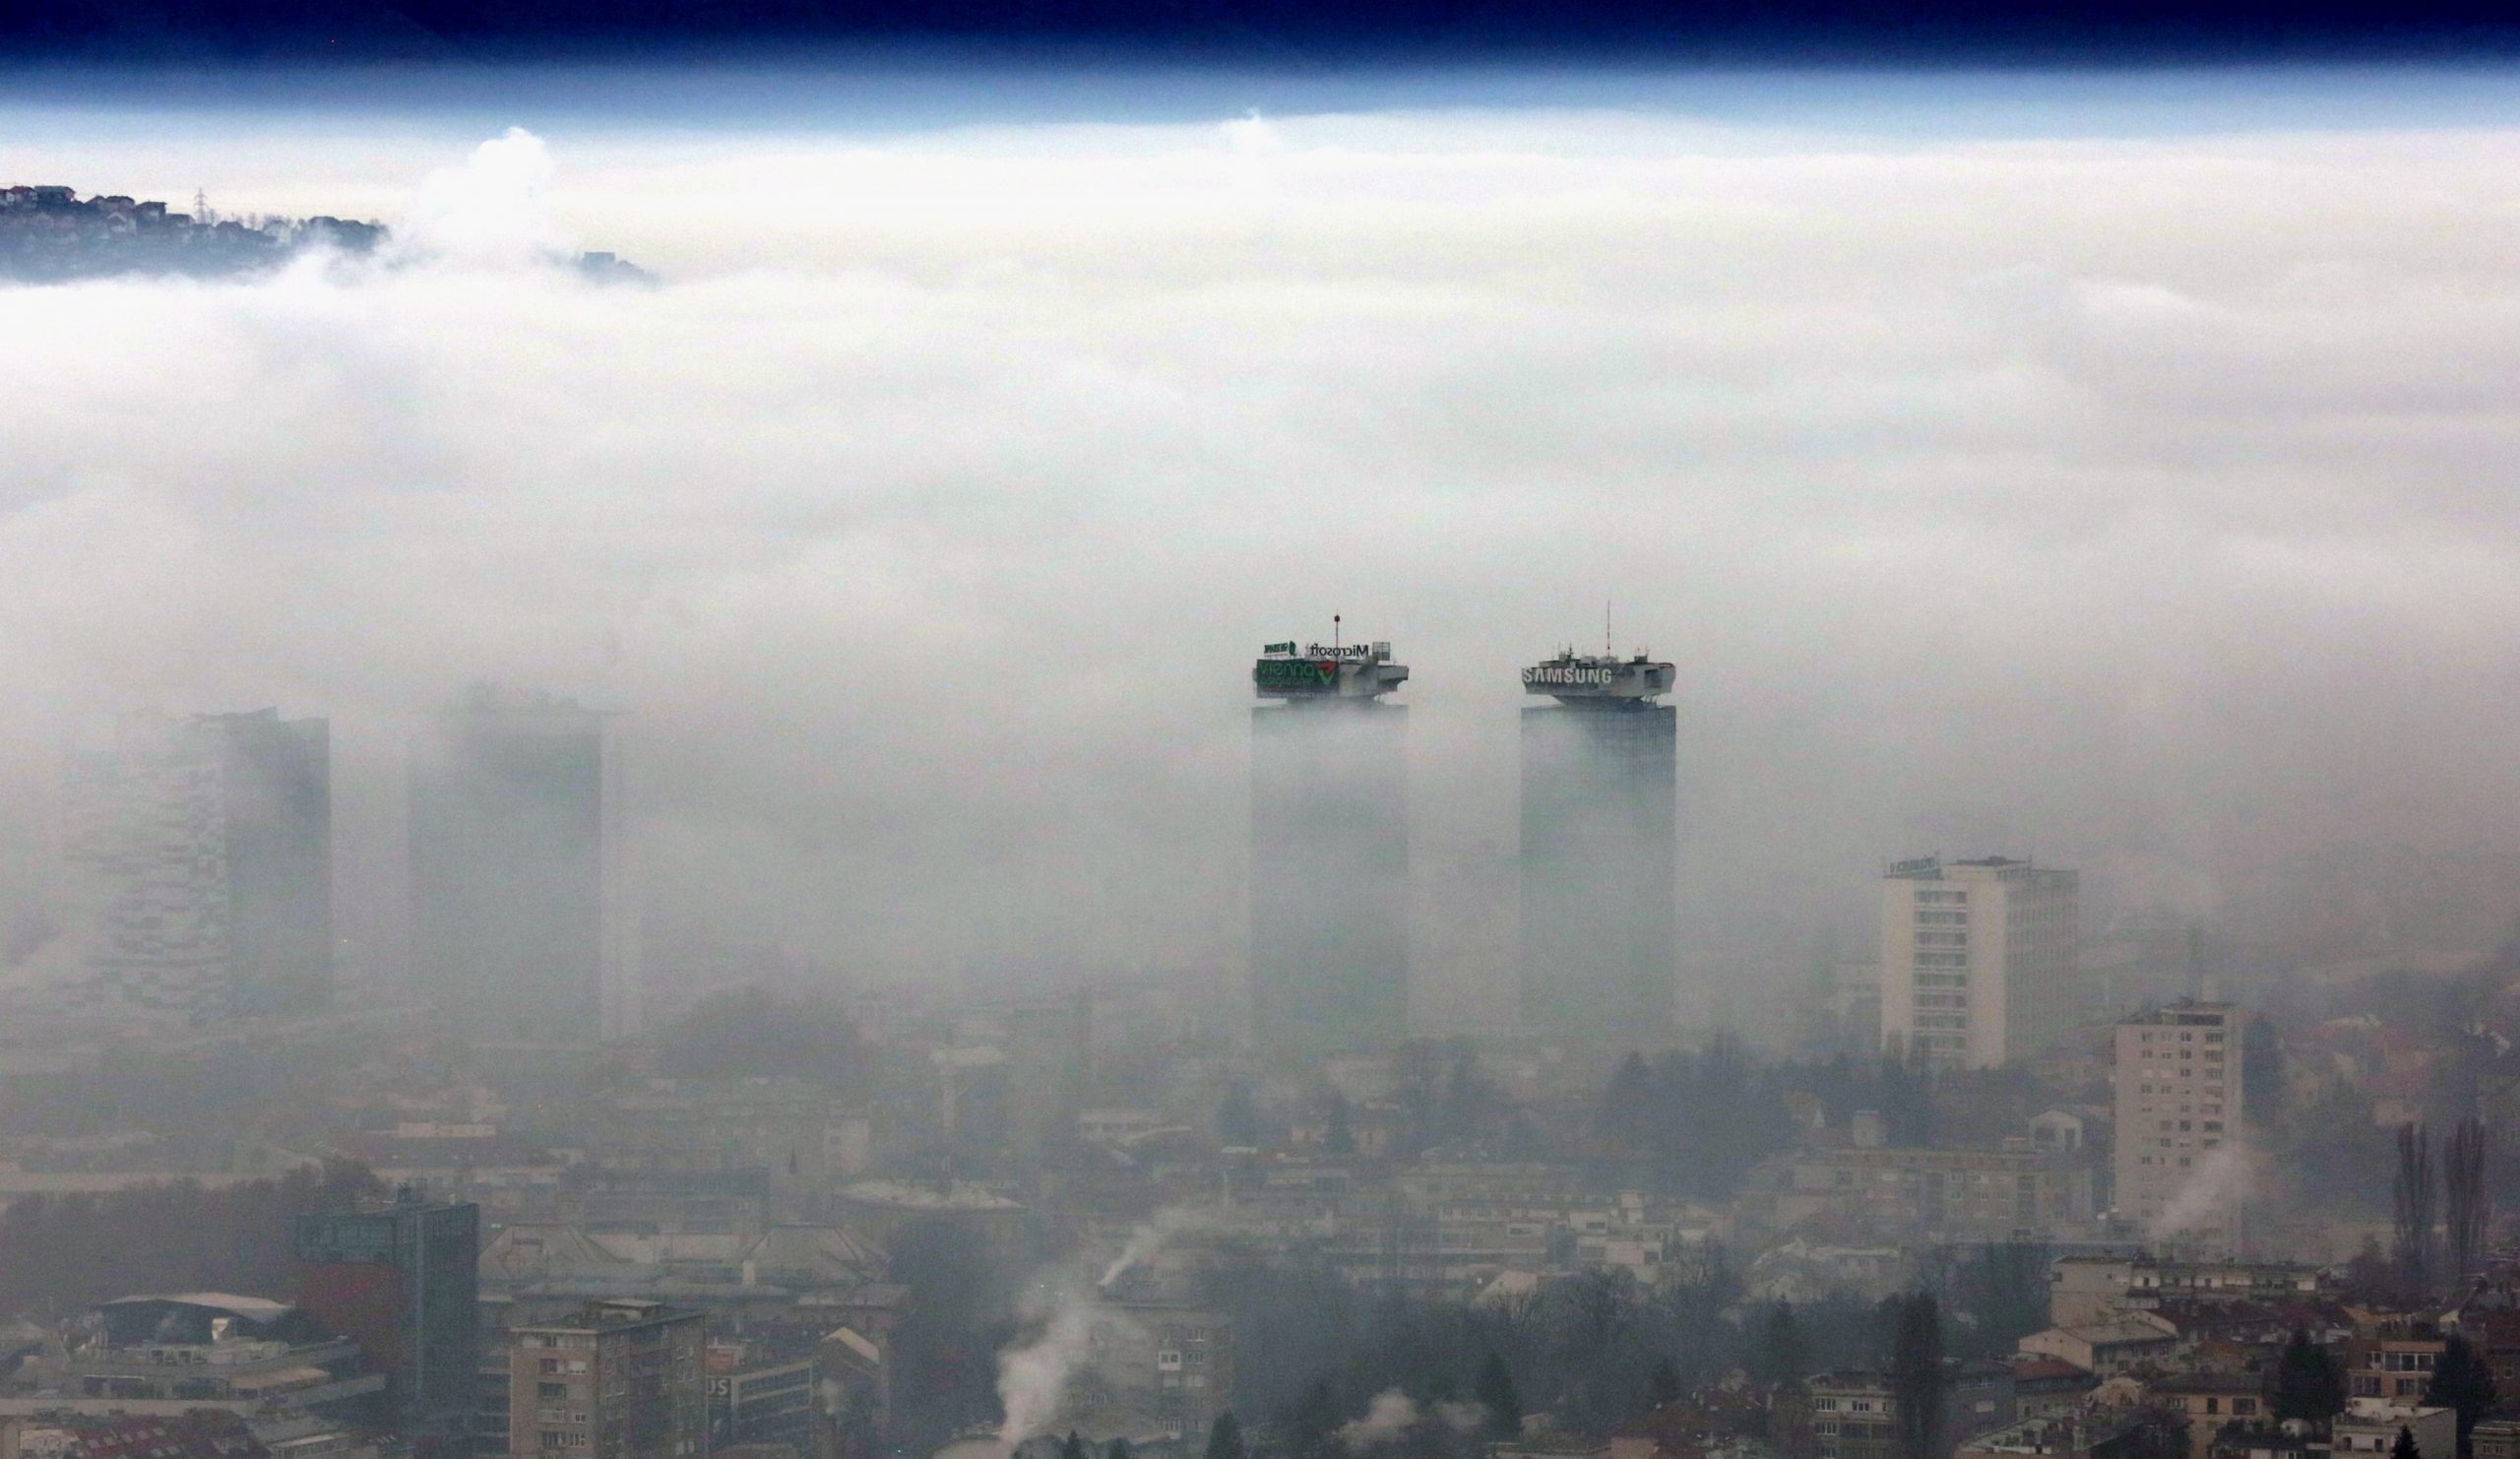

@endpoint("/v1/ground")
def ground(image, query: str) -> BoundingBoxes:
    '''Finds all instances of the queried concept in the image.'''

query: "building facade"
[704,1341,816,1454]
[509,1301,704,1459]
[2111,1002,2245,1252]
[292,1192,480,1458]
[1742,1143,2096,1242]
[1806,1364,2017,1459]
[409,686,629,1046]
[1880,856,2079,1069]
[1516,651,1676,1039]
[60,709,331,1018]
[1249,639,1410,1048]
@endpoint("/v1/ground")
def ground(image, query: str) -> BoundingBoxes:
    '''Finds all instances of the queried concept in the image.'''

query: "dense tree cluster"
[0,1160,381,1320]
[884,1218,1019,1448]
[1594,1038,1936,1199]
[655,984,866,1090]
[2273,1329,2347,1429]
[1197,1243,1894,1447]
[2425,1334,2496,1457]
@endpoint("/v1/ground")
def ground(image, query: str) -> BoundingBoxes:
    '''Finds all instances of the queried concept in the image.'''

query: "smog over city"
[4,9,2520,1459]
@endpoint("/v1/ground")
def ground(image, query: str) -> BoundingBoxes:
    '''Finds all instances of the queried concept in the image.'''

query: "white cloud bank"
[3,106,2519,1013]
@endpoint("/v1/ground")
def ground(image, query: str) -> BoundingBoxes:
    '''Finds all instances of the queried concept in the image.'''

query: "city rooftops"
[519,1298,702,1333]
[1885,855,2071,881]
[2119,1000,2238,1026]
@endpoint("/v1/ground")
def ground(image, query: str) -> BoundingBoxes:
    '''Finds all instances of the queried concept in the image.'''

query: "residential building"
[2333,1402,2454,1459]
[2347,1327,2445,1404]
[2005,1357,2100,1419]
[2469,1419,2520,1459]
[1806,1364,2017,1459]
[1879,856,2079,1069]
[2145,1372,2269,1459]
[1094,1300,1234,1445]
[1956,1411,2148,1459]
[1740,1143,2096,1242]
[293,1190,480,1458]
[1515,650,1677,1038]
[409,686,629,1046]
[2112,1003,2246,1254]
[1249,638,1410,1047]
[60,709,330,1018]
[509,1300,704,1459]
[2050,1255,2320,1328]
[2015,1314,2179,1377]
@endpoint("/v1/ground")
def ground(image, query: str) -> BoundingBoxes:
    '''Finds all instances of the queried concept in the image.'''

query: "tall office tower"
[2112,1001,2245,1252]
[1249,636,1410,1049]
[1517,650,1677,1038]
[61,709,331,1018]
[409,686,630,1045]
[295,1190,482,1458]
[511,1300,707,1459]
[1879,855,2079,1068]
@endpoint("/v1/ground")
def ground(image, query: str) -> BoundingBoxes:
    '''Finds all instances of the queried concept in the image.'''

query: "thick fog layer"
[3,103,2517,1020]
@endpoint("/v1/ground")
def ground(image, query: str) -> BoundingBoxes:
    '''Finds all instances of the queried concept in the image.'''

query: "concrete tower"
[1879,855,2079,1068]
[1517,651,1677,1039]
[409,686,629,1046]
[1249,634,1410,1049]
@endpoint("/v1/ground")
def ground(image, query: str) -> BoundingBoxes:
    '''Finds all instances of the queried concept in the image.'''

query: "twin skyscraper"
[1249,634,1677,1049]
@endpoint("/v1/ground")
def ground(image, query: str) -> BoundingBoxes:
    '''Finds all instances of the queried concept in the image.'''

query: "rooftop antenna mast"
[1333,613,1341,653]
[1606,596,1613,658]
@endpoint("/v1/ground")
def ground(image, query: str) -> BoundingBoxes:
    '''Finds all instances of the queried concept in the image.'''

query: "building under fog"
[409,686,631,1045]
[1516,650,1677,1039]
[61,708,332,1018]
[1879,855,2079,1068]
[2112,1000,2244,1253]
[1249,636,1410,1048]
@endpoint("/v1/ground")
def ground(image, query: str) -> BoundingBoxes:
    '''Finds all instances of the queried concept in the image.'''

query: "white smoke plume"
[2152,1143,2252,1238]
[996,1275,1125,1446]
[1337,1390,1482,1451]
[1099,1206,1211,1288]
[388,126,575,271]
[1340,1391,1424,1450]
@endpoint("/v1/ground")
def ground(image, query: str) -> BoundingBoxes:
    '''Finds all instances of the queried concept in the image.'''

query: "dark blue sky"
[5,0,2519,69]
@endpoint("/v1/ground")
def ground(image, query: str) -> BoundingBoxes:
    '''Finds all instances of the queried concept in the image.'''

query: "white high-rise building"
[2112,1001,2245,1252]
[1879,855,2078,1068]
[59,710,332,1019]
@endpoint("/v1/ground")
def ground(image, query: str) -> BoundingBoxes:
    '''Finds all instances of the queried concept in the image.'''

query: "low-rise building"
[2333,1402,2454,1459]
[2017,1316,2179,1377]
[2143,1373,2268,1459]
[1956,1410,2148,1459]
[1743,1145,2096,1244]
[2346,1329,2444,1404]
[1805,1364,2017,1459]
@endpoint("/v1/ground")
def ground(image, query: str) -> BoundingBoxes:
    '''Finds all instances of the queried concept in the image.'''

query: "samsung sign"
[1524,665,1622,687]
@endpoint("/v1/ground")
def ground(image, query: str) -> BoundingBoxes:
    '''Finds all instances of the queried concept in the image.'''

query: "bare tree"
[2445,1116,2491,1287]
[2395,1122,2438,1299]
